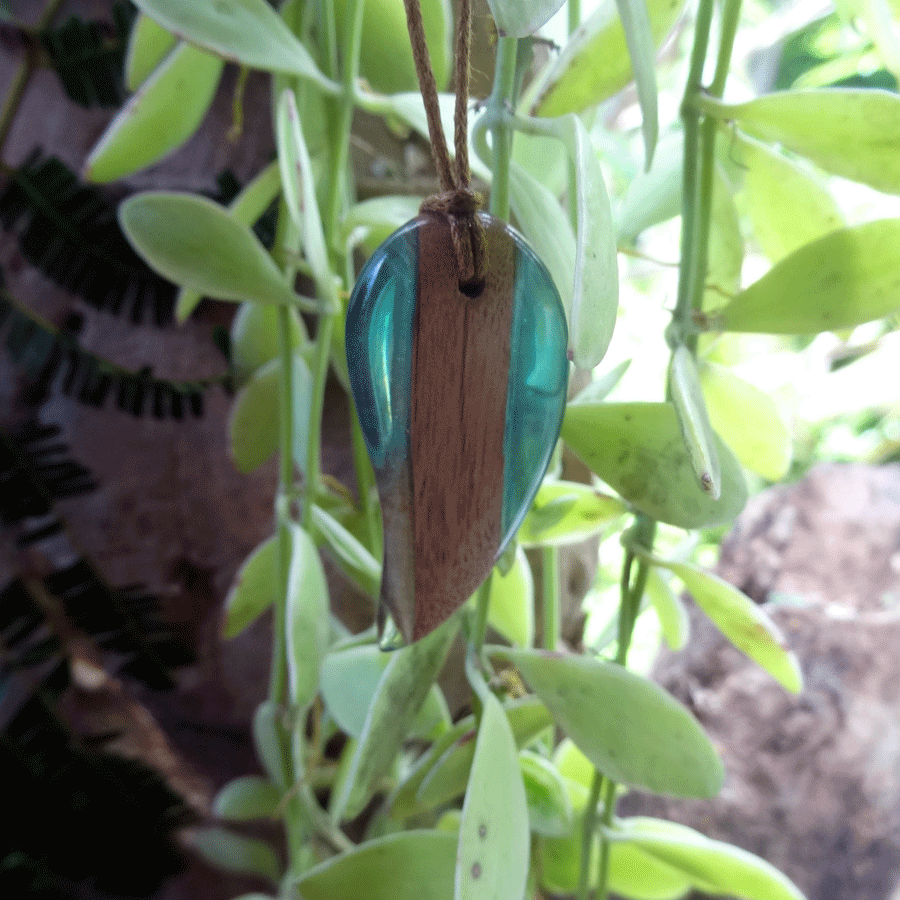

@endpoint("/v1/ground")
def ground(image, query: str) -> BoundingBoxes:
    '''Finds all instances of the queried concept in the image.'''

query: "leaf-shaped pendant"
[346,212,568,643]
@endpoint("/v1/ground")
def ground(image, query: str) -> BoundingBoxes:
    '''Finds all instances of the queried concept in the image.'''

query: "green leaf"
[130,0,336,90]
[493,647,724,797]
[120,192,310,308]
[125,13,176,90]
[734,132,843,263]
[410,697,553,814]
[189,827,281,884]
[649,559,803,693]
[561,402,748,529]
[311,504,380,596]
[616,132,683,242]
[228,355,311,474]
[611,817,806,900]
[551,116,619,369]
[342,195,424,252]
[485,0,566,37]
[212,775,280,821]
[707,89,900,194]
[482,546,534,648]
[519,750,573,836]
[294,831,456,900]
[703,164,744,312]
[669,346,721,499]
[335,0,450,93]
[320,643,448,740]
[518,480,626,547]
[613,0,659,165]
[86,42,223,182]
[645,565,688,651]
[230,302,308,384]
[571,358,631,404]
[709,219,900,334]
[331,619,457,821]
[607,841,693,900]
[252,701,284,788]
[223,536,277,638]
[534,0,687,117]
[455,692,530,900]
[699,360,792,480]
[286,524,330,710]
[276,89,338,308]
[509,164,576,335]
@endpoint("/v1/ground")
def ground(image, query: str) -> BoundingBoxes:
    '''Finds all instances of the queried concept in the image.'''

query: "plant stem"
[672,0,715,328]
[578,517,656,900]
[487,36,520,220]
[0,0,66,155]
[542,546,560,651]
[568,0,582,33]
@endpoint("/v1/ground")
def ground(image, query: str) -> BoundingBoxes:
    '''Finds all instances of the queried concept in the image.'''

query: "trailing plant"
[4,0,900,898]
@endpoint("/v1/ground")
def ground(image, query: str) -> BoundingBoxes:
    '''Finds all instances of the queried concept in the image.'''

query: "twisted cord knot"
[421,188,486,291]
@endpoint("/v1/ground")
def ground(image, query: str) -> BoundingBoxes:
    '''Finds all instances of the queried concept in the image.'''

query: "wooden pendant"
[346,212,568,643]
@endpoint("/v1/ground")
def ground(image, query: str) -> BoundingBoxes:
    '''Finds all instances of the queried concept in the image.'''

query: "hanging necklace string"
[403,0,485,290]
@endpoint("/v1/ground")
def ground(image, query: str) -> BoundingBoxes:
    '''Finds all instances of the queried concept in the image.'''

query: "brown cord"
[403,0,485,289]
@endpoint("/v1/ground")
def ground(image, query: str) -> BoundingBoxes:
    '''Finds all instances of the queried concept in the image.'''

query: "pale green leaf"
[510,164,576,332]
[332,619,457,821]
[342,195,424,251]
[708,89,900,194]
[455,693,530,900]
[119,192,310,308]
[86,42,222,183]
[570,358,631,404]
[212,776,280,822]
[286,524,330,710]
[335,0,450,93]
[294,831,456,900]
[669,346,721,498]
[651,559,803,693]
[534,0,687,117]
[125,13,176,90]
[734,132,843,263]
[252,701,283,789]
[228,355,311,474]
[486,0,566,37]
[561,402,748,529]
[230,302,308,384]
[518,480,626,547]
[189,827,280,883]
[519,749,573,836]
[699,360,792,480]
[612,817,806,900]
[311,504,380,596]
[710,219,900,334]
[614,0,659,165]
[276,89,337,308]
[703,164,743,312]
[481,546,534,648]
[616,132,683,242]
[410,698,553,814]
[551,116,619,369]
[645,566,688,651]
[493,648,724,797]
[222,536,277,638]
[131,0,336,90]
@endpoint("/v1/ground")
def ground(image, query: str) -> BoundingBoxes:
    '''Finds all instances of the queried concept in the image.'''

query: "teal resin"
[500,237,569,548]
[346,214,568,635]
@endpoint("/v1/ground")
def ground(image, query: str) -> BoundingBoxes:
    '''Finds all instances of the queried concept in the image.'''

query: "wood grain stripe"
[409,214,515,640]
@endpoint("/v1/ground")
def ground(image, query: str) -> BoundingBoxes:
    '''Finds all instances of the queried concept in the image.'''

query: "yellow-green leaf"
[124,13,176,90]
[86,41,223,183]
[562,402,748,529]
[710,219,900,334]
[222,536,277,638]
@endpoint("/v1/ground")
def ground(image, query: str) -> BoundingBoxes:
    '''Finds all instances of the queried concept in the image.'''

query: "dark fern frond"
[0,290,218,418]
[0,151,178,324]
[38,3,135,108]
[0,424,194,689]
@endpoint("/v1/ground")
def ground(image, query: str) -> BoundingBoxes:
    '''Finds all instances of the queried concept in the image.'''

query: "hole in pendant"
[459,278,485,299]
